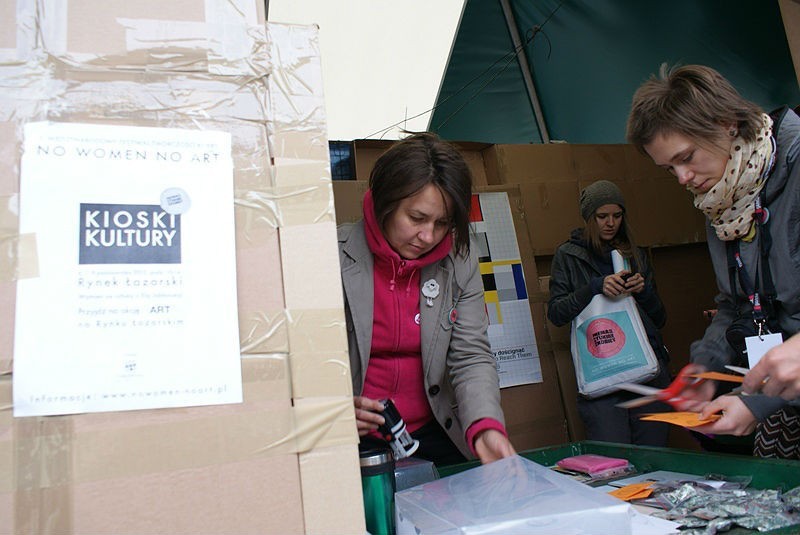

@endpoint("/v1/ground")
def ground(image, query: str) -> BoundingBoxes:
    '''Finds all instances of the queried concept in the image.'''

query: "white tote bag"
[570,293,659,398]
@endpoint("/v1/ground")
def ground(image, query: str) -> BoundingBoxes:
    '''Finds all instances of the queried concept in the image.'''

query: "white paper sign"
[14,122,242,416]
[470,192,542,388]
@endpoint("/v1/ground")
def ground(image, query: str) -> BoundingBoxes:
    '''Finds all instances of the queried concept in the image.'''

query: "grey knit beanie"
[580,180,625,221]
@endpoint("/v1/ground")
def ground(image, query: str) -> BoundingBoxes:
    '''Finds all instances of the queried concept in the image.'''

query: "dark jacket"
[547,230,668,363]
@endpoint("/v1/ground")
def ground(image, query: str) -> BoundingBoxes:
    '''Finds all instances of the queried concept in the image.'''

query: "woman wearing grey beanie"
[547,180,671,445]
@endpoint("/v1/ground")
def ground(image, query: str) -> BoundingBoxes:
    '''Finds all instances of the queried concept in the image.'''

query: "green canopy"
[431,0,800,144]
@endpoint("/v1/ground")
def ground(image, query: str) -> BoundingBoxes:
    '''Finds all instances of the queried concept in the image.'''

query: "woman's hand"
[743,333,800,400]
[602,271,631,297]
[624,272,646,294]
[353,396,385,437]
[474,429,516,464]
[691,395,758,436]
[671,363,717,411]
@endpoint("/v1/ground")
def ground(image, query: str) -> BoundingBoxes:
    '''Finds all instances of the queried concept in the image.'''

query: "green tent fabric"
[431,0,800,144]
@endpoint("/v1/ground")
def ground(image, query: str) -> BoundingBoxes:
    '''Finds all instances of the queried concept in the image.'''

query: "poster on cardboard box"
[13,122,242,417]
[470,192,542,388]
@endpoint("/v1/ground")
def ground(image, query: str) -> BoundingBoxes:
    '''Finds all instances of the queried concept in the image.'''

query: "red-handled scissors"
[615,366,704,409]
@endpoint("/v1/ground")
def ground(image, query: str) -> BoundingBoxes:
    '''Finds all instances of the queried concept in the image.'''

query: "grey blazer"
[338,221,505,458]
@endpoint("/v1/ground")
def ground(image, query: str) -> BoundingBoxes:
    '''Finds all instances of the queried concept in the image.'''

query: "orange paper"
[689,372,744,383]
[640,411,721,427]
[608,482,654,501]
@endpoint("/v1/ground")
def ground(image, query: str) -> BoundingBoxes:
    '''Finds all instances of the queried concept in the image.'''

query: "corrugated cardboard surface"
[649,244,719,375]
[484,142,706,250]
[484,143,576,184]
[1,3,363,533]
[537,276,586,442]
[332,180,369,224]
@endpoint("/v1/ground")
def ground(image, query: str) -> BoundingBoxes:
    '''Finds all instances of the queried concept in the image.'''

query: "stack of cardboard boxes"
[1,1,363,533]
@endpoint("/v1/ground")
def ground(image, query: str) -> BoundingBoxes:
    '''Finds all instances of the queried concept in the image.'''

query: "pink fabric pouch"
[556,454,631,476]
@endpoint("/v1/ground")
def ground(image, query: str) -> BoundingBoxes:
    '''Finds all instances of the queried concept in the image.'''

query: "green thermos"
[359,448,396,535]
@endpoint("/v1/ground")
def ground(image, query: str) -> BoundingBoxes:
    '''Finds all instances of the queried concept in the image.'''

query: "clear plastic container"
[395,456,633,534]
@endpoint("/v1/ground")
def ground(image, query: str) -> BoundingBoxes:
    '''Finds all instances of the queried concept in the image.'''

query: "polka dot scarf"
[693,113,775,241]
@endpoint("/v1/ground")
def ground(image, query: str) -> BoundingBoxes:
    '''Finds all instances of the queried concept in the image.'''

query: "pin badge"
[421,279,440,307]
[449,307,458,324]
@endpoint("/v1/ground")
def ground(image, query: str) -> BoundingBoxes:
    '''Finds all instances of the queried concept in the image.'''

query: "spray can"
[377,398,419,460]
[359,448,396,535]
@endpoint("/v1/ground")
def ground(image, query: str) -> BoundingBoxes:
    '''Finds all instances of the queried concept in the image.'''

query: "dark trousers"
[577,363,671,446]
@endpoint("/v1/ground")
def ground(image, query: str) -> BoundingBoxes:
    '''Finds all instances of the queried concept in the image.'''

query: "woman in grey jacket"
[339,132,515,465]
[548,180,671,445]
[628,64,800,458]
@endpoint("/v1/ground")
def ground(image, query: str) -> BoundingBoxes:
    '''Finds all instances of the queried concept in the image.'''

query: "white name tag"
[745,332,784,367]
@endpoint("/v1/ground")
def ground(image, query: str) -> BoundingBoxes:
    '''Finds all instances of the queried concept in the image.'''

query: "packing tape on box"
[0,194,37,282]
[234,183,333,231]
[264,396,357,455]
[265,184,336,229]
[13,416,75,534]
[289,351,353,399]
[265,24,324,96]
[265,24,328,162]
[0,232,38,282]
[285,308,348,354]
[284,308,352,397]
[240,310,290,355]
[0,2,35,65]
[38,0,268,76]
[2,356,356,499]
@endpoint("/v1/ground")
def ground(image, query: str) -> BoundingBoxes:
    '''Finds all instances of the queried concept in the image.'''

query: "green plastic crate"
[440,441,800,489]
[436,441,800,534]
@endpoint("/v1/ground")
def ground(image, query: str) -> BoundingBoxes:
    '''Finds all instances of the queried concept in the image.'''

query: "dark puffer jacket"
[547,231,669,364]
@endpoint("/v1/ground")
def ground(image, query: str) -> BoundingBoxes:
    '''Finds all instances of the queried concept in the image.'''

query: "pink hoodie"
[361,189,451,434]
[360,190,507,455]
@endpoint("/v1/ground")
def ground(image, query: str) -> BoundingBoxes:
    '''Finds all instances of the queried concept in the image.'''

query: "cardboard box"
[332,180,369,224]
[483,143,576,184]
[0,3,363,533]
[483,143,707,249]
[649,243,719,375]
[537,276,586,442]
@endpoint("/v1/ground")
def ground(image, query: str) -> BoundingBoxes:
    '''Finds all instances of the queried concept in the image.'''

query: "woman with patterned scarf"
[627,64,800,459]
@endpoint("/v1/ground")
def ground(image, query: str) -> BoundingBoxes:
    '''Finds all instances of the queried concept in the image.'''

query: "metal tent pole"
[499,0,550,143]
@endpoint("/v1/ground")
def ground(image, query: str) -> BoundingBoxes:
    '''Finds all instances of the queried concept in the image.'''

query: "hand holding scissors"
[616,365,707,410]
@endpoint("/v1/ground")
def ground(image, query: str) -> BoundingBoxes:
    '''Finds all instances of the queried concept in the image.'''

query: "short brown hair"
[369,132,473,256]
[627,64,764,153]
